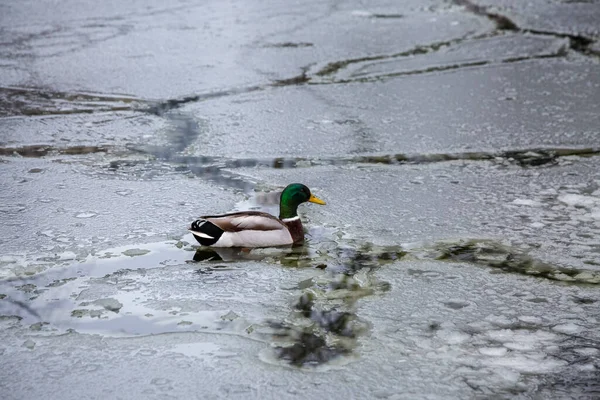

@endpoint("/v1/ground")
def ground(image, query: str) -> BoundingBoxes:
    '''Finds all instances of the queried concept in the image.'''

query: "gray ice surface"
[1,0,600,399]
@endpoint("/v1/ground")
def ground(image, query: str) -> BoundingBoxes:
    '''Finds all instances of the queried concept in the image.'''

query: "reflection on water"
[187,237,600,367]
[189,242,400,367]
[432,239,600,284]
[264,244,394,367]
[1,233,599,368]
[193,246,296,263]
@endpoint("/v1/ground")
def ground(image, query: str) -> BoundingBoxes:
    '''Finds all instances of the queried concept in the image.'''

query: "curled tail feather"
[189,219,223,246]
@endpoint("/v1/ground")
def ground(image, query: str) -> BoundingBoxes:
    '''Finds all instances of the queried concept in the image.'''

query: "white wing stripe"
[190,230,214,239]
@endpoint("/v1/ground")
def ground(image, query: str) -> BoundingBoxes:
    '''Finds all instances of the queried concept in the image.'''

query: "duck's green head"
[279,183,326,219]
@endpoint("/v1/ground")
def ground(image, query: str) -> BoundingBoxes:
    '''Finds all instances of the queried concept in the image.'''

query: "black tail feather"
[190,219,224,246]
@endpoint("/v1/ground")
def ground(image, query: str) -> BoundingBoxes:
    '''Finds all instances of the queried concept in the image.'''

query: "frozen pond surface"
[1,0,600,399]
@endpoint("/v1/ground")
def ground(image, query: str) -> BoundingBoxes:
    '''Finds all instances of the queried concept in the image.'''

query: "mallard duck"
[189,183,326,248]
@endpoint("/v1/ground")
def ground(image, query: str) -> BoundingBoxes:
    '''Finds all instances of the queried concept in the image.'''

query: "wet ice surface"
[180,58,600,158]
[2,0,600,398]
[1,231,600,399]
[2,178,600,399]
[462,0,600,40]
[0,156,238,278]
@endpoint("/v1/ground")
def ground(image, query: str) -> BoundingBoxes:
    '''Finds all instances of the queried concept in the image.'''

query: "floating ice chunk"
[122,248,151,257]
[0,255,20,265]
[488,354,567,374]
[551,322,583,335]
[58,251,77,261]
[539,188,558,196]
[436,329,471,344]
[504,341,535,351]
[558,194,600,208]
[93,298,123,313]
[576,363,597,372]
[545,345,559,354]
[220,311,239,321]
[75,212,97,219]
[573,271,600,284]
[485,328,560,350]
[574,347,600,356]
[479,347,508,357]
[413,337,434,350]
[484,315,515,328]
[116,189,133,196]
[512,199,542,207]
[517,315,542,325]
[22,340,35,350]
[351,10,373,17]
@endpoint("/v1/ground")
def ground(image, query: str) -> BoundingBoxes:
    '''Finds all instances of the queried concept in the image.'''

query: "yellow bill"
[309,194,326,205]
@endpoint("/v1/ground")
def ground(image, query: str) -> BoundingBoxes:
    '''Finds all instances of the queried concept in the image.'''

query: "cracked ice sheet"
[328,33,569,82]
[246,8,494,79]
[461,0,600,40]
[0,0,492,98]
[0,112,167,149]
[181,59,600,159]
[1,0,277,97]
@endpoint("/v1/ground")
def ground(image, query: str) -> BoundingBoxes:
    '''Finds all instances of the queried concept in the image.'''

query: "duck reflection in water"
[192,245,309,264]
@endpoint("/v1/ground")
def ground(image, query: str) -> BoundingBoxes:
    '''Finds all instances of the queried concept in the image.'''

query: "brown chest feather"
[283,218,304,244]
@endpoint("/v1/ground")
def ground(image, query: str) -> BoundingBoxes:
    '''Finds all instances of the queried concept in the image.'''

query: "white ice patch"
[168,342,237,359]
[512,199,542,207]
[75,211,98,218]
[484,329,560,352]
[551,322,584,335]
[574,347,600,356]
[478,347,508,357]
[517,315,542,324]
[486,354,567,374]
[58,251,77,261]
[504,341,536,352]
[351,10,373,17]
[0,255,20,265]
[558,194,600,208]
[484,314,515,328]
[436,329,471,345]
